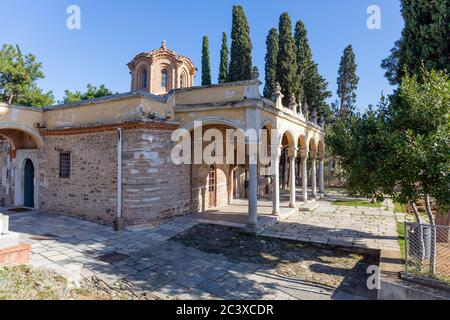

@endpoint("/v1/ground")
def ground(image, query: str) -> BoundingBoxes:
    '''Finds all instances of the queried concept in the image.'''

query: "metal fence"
[404,222,450,284]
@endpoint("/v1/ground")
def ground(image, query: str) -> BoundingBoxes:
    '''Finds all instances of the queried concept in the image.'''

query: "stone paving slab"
[1,199,396,300]
[261,198,400,252]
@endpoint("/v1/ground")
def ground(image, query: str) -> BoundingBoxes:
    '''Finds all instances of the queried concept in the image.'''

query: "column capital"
[299,149,309,159]
[287,147,298,158]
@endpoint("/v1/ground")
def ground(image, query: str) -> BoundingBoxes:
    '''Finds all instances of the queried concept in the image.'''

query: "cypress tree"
[201,36,211,86]
[218,32,229,84]
[263,28,279,98]
[228,5,253,82]
[382,0,450,85]
[276,12,298,106]
[337,45,359,116]
[294,20,331,120]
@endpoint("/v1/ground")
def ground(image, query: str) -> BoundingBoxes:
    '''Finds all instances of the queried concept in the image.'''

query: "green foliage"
[332,199,382,208]
[330,69,450,211]
[228,5,253,82]
[383,69,450,210]
[276,13,298,106]
[263,28,279,98]
[201,36,212,86]
[218,33,229,84]
[0,44,54,107]
[293,21,331,121]
[382,0,450,85]
[337,45,359,115]
[61,84,114,104]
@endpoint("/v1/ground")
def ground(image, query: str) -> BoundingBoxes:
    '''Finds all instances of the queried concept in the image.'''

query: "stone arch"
[0,123,44,150]
[308,138,317,158]
[279,128,296,149]
[317,140,325,160]
[182,117,247,132]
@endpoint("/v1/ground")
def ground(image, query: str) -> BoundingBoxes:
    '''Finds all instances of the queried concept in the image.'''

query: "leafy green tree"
[228,5,253,82]
[201,36,212,86]
[276,12,298,106]
[218,33,229,84]
[294,21,331,120]
[337,45,359,116]
[0,44,54,107]
[61,84,114,104]
[382,69,450,212]
[263,28,279,98]
[382,0,450,85]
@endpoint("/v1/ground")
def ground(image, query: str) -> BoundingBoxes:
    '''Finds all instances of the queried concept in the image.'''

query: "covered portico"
[174,79,326,231]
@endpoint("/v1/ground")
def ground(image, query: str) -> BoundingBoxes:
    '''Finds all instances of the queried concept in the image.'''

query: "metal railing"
[404,222,450,284]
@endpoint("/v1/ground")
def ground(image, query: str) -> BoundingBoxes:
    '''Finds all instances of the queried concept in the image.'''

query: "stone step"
[298,203,320,212]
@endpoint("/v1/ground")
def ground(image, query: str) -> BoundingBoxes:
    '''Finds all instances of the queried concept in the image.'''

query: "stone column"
[319,158,325,195]
[272,147,281,215]
[235,167,241,199]
[248,163,258,226]
[301,152,308,202]
[311,154,317,198]
[288,148,297,208]
[248,140,258,227]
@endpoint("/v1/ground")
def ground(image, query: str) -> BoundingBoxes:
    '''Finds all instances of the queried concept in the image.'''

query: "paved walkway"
[2,197,400,300]
[261,198,400,252]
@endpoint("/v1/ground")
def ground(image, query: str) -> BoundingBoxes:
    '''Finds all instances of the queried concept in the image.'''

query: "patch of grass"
[397,222,405,262]
[332,199,381,208]
[394,202,407,214]
[0,265,136,300]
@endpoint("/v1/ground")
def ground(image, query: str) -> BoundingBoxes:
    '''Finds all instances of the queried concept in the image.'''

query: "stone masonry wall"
[122,129,191,226]
[39,132,118,225]
[0,139,14,207]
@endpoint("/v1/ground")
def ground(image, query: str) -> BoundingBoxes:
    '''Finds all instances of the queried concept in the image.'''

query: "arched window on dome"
[180,72,186,88]
[141,69,148,89]
[161,69,168,90]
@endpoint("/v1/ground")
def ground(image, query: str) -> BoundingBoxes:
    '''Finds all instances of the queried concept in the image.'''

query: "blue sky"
[1,0,403,109]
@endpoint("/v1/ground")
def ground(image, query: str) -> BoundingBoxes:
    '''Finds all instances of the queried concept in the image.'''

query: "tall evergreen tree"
[263,28,279,98]
[228,5,253,82]
[218,32,229,84]
[294,20,312,104]
[201,36,211,86]
[294,20,331,120]
[337,45,359,116]
[276,12,298,105]
[382,0,449,85]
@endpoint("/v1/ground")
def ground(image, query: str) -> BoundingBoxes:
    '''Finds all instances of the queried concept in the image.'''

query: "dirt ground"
[174,224,379,299]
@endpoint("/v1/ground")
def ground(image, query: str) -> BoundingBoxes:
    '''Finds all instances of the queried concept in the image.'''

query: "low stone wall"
[0,243,31,267]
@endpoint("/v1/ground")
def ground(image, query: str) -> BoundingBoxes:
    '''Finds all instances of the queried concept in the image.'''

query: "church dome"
[128,41,197,95]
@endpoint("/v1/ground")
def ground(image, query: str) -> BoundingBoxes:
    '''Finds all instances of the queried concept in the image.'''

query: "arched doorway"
[23,159,34,208]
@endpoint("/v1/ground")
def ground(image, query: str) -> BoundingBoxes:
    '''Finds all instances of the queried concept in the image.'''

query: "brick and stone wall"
[122,129,191,226]
[38,132,119,225]
[0,139,14,207]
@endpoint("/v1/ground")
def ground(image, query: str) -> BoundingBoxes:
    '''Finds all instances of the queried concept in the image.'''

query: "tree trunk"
[424,194,436,276]
[409,201,425,266]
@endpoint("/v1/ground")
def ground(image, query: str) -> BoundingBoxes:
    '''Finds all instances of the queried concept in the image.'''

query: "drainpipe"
[114,127,125,231]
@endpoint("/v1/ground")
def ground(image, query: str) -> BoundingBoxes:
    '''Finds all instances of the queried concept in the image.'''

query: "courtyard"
[0,196,400,300]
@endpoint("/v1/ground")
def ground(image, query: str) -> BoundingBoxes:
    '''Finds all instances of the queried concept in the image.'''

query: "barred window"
[59,152,71,178]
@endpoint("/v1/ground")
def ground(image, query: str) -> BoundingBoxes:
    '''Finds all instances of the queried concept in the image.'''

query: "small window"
[142,69,148,89]
[59,152,71,178]
[161,69,168,89]
[180,76,184,88]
